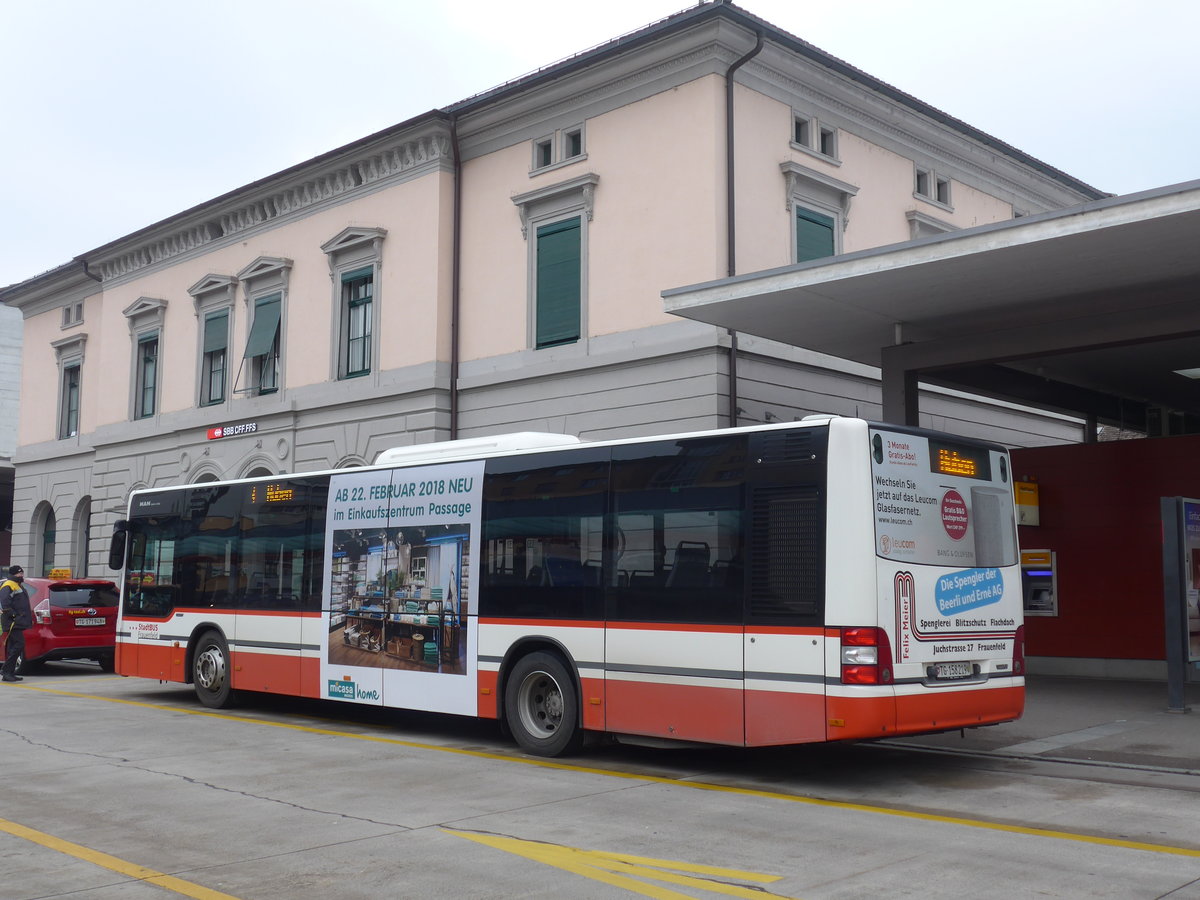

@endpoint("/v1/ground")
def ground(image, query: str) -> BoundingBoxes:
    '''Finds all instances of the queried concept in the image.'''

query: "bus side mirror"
[109,521,129,571]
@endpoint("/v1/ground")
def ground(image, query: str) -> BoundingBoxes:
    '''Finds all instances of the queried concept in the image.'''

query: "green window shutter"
[244,295,281,358]
[203,311,228,353]
[795,208,835,263]
[341,271,373,376]
[536,217,581,348]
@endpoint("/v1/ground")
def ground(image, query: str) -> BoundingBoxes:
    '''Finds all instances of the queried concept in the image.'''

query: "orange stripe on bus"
[580,676,605,731]
[745,689,827,745]
[168,608,325,618]
[231,650,303,695]
[605,680,744,745]
[477,670,499,719]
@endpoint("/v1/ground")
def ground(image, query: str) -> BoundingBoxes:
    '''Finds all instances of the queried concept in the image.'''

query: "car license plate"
[933,662,972,680]
[75,617,107,626]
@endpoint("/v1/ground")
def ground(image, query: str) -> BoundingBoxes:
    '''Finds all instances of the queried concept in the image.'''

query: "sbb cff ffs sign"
[207,422,257,440]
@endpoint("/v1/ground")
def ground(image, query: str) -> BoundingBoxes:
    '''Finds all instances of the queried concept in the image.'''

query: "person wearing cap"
[1,565,31,682]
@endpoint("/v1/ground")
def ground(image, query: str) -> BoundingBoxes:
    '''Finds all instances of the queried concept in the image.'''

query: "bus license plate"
[933,662,972,680]
[75,617,106,626]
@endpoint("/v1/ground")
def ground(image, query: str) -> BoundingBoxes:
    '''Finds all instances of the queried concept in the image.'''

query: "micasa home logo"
[327,678,379,700]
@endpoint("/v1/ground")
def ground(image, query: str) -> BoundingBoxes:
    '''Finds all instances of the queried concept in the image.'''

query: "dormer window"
[61,301,83,328]
[530,124,587,174]
[915,166,953,210]
[791,113,840,163]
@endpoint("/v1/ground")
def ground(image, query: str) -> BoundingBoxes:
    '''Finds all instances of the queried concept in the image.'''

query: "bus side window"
[480,448,609,620]
[610,436,746,624]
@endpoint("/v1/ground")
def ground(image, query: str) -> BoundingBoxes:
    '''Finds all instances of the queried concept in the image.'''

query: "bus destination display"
[250,483,297,504]
[928,439,991,481]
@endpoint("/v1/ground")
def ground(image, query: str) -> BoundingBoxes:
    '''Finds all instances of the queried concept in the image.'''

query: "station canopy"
[663,180,1200,435]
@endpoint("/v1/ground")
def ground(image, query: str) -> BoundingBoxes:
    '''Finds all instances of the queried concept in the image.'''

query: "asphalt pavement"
[890,674,1200,773]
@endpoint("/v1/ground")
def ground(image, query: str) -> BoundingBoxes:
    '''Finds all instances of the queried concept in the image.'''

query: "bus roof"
[124,417,1008,503]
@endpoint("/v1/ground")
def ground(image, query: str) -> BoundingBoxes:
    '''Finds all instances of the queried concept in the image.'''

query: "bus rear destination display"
[928,439,991,480]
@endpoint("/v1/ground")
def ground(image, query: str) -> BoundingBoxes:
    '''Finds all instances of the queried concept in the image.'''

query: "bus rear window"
[871,429,1016,568]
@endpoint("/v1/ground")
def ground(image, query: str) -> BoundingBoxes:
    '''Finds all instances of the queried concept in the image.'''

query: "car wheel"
[192,630,236,709]
[503,650,582,757]
[17,654,41,676]
[98,656,116,673]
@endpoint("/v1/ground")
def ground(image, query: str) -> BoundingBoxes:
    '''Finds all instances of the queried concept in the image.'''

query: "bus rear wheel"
[504,651,582,757]
[193,631,236,709]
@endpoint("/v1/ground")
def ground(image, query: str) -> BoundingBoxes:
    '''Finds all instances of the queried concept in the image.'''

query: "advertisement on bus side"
[320,461,483,713]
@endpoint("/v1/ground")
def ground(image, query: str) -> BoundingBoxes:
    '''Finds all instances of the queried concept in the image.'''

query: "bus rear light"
[840,627,893,685]
[1012,624,1026,675]
[34,599,51,625]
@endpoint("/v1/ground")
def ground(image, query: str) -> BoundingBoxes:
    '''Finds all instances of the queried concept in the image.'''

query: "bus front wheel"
[504,651,582,757]
[193,631,236,709]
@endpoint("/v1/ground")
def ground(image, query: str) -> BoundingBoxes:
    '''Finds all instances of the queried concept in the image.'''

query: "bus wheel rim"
[517,670,563,738]
[196,646,225,691]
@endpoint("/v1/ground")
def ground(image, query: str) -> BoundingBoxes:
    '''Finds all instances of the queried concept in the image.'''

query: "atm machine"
[1021,549,1057,617]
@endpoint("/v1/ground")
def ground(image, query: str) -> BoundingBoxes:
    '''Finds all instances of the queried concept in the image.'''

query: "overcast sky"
[2,0,1196,288]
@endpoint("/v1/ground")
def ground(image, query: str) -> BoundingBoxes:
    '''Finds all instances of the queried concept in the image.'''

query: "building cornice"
[4,2,1104,302]
[741,48,1090,212]
[0,262,99,315]
[450,2,1102,201]
[86,123,452,288]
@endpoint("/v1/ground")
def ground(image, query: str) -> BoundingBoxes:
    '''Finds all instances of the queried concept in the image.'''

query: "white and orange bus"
[109,416,1024,756]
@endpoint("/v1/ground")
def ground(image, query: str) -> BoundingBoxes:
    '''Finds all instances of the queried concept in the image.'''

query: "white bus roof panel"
[373,432,585,467]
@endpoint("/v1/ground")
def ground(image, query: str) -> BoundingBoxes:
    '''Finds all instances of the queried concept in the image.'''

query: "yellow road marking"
[0,815,242,899]
[18,684,1200,860]
[445,830,795,899]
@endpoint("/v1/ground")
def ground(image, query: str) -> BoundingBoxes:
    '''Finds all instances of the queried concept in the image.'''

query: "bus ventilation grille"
[750,485,822,619]
[755,429,818,465]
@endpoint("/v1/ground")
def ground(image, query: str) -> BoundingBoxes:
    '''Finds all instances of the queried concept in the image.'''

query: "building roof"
[448,2,1104,201]
[2,1,1103,304]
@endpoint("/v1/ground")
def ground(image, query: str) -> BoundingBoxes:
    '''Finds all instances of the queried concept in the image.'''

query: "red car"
[1,577,119,674]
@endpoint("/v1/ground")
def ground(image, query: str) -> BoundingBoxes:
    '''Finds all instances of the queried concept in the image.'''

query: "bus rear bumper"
[826,680,1025,741]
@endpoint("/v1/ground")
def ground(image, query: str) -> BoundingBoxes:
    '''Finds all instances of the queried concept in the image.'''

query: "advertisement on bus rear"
[870,428,1022,667]
[320,461,483,713]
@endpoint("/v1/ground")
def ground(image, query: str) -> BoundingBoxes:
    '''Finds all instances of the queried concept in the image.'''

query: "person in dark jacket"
[1,565,31,682]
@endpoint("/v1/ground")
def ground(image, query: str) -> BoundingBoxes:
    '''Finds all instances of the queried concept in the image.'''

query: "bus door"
[605,436,747,746]
[234,479,328,698]
[121,493,188,682]
[743,428,828,746]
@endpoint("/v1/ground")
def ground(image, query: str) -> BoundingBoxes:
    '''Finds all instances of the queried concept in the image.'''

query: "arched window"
[73,497,92,577]
[37,505,57,576]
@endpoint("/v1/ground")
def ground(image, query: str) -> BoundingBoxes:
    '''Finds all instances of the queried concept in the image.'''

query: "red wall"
[1012,435,1200,660]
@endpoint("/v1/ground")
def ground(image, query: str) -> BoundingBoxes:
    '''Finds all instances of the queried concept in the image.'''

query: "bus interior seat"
[545,555,584,586]
[666,541,711,588]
